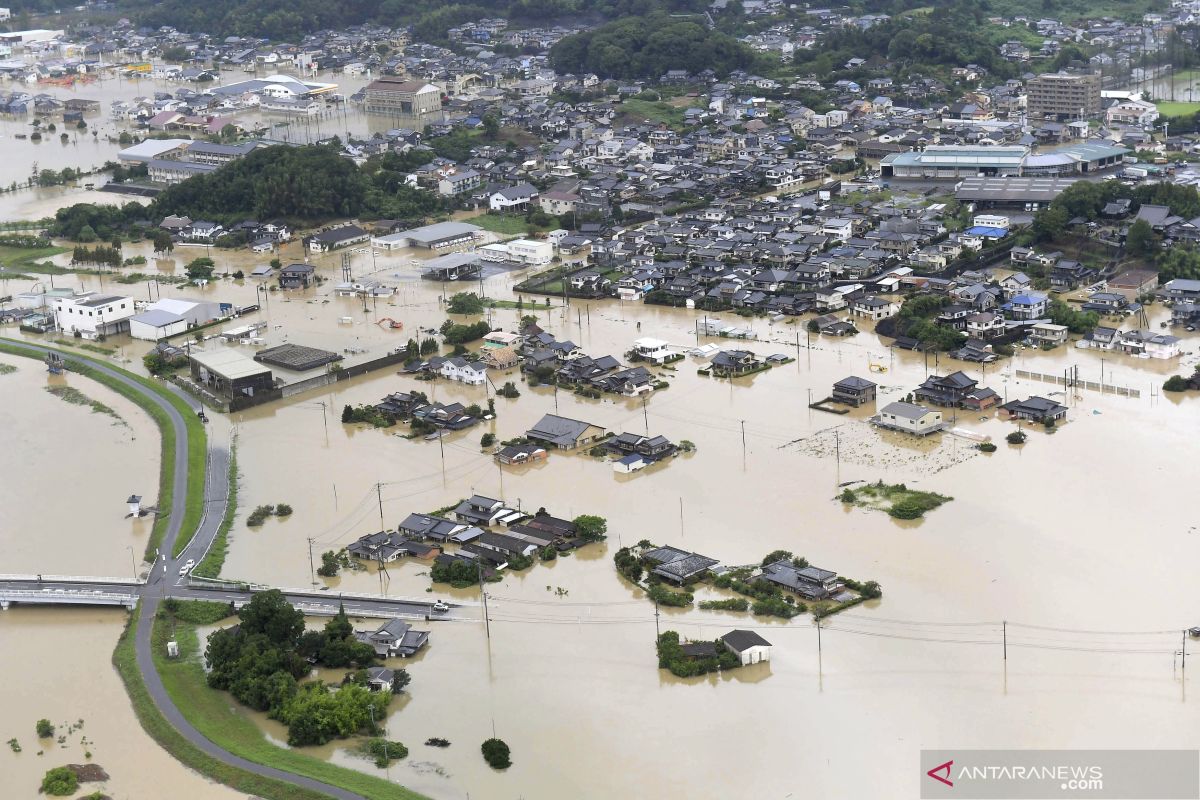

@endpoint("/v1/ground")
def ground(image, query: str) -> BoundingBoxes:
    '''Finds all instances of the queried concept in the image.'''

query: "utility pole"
[739,419,747,460]
[654,597,660,639]
[476,559,491,640]
[834,428,841,470]
[1003,620,1007,661]
[376,482,385,528]
[641,394,649,435]
[816,616,822,668]
[318,401,328,438]
[1183,629,1187,673]
[306,537,317,586]
[437,431,446,482]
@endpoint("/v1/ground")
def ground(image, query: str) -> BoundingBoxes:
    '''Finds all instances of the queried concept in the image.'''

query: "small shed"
[613,453,647,473]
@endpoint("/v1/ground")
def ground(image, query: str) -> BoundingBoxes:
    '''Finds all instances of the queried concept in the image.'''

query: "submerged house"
[354,618,430,658]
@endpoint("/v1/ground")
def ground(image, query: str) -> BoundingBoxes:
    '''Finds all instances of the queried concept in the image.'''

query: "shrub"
[275,503,293,516]
[839,488,856,502]
[1164,374,1189,392]
[246,504,275,526]
[887,498,926,520]
[978,442,997,452]
[425,737,451,747]
[35,719,54,738]
[41,767,78,796]
[481,738,511,769]
[539,545,557,561]
[1006,431,1027,445]
[362,737,408,768]
[698,598,750,612]
[480,433,496,448]
[498,381,521,398]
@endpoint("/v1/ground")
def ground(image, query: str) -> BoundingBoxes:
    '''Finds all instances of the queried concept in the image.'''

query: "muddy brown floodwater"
[4,204,1200,798]
[0,607,240,800]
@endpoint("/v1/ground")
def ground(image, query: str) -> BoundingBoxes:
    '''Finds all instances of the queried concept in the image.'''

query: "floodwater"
[4,201,1200,798]
[0,65,398,191]
[0,607,240,800]
[0,351,158,577]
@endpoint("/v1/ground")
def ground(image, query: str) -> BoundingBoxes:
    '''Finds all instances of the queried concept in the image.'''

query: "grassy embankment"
[112,605,335,800]
[145,601,428,800]
[0,339,207,560]
[192,442,237,578]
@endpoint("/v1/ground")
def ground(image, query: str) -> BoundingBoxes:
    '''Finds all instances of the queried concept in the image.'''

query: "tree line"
[204,590,407,747]
[549,14,761,79]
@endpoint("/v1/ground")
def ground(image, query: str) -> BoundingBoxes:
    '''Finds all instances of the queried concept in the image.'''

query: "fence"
[1014,369,1141,398]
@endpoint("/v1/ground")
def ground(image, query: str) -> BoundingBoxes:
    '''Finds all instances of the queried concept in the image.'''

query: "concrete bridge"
[0,575,477,621]
[0,575,142,610]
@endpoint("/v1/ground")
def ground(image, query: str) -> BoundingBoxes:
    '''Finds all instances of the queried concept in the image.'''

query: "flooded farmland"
[0,607,240,800]
[3,193,1200,798]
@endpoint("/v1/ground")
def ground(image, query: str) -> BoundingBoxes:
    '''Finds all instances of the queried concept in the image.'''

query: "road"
[1,340,374,800]
[0,577,471,621]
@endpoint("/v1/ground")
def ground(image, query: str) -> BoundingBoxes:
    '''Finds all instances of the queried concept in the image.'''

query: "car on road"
[179,564,191,576]
[432,601,450,613]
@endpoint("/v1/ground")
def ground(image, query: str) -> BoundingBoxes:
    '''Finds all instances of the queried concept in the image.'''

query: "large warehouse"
[881,142,1128,180]
[954,176,1079,211]
[372,221,481,251]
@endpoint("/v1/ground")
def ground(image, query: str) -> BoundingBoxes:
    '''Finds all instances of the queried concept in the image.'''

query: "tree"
[391,669,411,694]
[237,589,305,647]
[572,514,608,542]
[341,404,354,423]
[481,433,496,448]
[482,113,500,139]
[447,292,486,315]
[40,767,78,796]
[317,550,341,577]
[1164,374,1190,392]
[481,737,512,769]
[1125,218,1155,257]
[35,719,54,738]
[77,224,97,242]
[185,257,216,281]
[1030,205,1068,243]
[150,229,174,254]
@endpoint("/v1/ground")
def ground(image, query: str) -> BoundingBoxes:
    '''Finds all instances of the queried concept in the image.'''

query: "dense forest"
[791,2,1025,83]
[76,0,709,43]
[47,144,444,239]
[549,14,760,79]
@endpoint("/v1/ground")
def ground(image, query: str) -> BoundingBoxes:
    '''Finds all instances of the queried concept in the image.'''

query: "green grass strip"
[193,443,237,579]
[151,610,429,800]
[0,338,207,560]
[112,605,337,800]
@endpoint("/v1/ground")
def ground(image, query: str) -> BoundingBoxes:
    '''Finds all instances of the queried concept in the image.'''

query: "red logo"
[927,760,954,787]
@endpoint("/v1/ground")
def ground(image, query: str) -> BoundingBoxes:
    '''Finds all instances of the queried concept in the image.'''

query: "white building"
[51,293,135,338]
[440,357,488,385]
[632,337,673,364]
[130,298,224,340]
[507,239,553,265]
[972,214,1011,230]
[477,238,552,265]
[872,401,944,436]
[0,9,11,22]
[720,630,772,665]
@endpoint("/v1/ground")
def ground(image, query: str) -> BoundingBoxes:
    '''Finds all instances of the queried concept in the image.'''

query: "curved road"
[4,340,368,800]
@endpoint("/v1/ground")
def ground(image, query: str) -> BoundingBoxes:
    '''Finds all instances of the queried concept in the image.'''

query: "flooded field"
[0,351,158,576]
[0,607,240,800]
[4,195,1200,797]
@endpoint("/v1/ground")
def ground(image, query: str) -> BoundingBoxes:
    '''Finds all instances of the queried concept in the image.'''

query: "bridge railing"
[0,574,144,585]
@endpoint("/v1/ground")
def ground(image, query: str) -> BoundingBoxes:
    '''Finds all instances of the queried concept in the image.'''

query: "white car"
[432,601,450,613]
[179,564,191,576]
[185,558,195,569]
